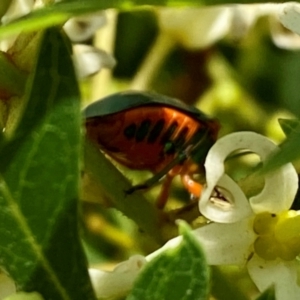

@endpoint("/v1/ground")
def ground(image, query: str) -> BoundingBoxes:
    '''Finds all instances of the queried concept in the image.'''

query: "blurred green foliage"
[0,1,300,300]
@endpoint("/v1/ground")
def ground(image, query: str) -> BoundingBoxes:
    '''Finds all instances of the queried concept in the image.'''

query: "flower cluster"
[196,132,300,299]
[158,2,300,50]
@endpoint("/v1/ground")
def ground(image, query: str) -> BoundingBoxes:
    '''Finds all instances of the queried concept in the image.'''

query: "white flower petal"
[229,4,277,40]
[73,44,116,78]
[193,219,256,265]
[199,132,261,223]
[113,255,147,273]
[250,162,298,215]
[148,218,256,265]
[229,5,257,40]
[1,0,34,24]
[89,255,147,300]
[248,255,300,300]
[199,173,252,223]
[270,16,300,49]
[278,2,300,36]
[64,12,107,42]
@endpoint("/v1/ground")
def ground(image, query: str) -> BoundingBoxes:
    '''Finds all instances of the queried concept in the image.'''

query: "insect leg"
[125,149,188,195]
[180,174,203,200]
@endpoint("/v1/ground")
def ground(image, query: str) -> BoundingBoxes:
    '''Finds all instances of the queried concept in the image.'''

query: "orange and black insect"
[84,91,219,209]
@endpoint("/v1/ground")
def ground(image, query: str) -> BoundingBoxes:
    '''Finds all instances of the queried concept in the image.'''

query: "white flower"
[64,12,107,43]
[63,12,116,77]
[157,2,300,50]
[278,2,300,36]
[1,0,34,26]
[199,132,297,222]
[73,44,116,79]
[89,255,147,300]
[197,132,300,299]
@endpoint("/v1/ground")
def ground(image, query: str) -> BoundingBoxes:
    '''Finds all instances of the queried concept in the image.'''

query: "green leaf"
[84,140,164,244]
[0,0,278,39]
[256,286,275,300]
[126,221,210,300]
[262,129,300,173]
[0,30,66,173]
[0,28,95,300]
[278,118,300,137]
[262,118,300,173]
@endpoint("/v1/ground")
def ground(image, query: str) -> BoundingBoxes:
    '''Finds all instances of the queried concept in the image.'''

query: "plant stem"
[130,32,175,90]
[84,140,166,244]
[91,9,118,100]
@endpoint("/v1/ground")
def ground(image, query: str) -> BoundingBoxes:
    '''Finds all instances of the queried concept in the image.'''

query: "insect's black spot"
[160,121,178,145]
[136,119,152,142]
[147,119,165,143]
[123,123,137,140]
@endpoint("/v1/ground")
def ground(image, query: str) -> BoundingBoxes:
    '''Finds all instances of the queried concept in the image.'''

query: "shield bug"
[84,90,219,209]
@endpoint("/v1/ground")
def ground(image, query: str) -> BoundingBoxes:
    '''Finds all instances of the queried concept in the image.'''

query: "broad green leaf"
[256,286,275,300]
[84,140,164,244]
[263,129,300,172]
[0,30,66,173]
[262,118,300,173]
[0,0,279,39]
[0,28,95,300]
[126,221,210,300]
[278,118,300,137]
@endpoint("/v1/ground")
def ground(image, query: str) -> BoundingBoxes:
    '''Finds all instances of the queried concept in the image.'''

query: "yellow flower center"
[253,211,300,261]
